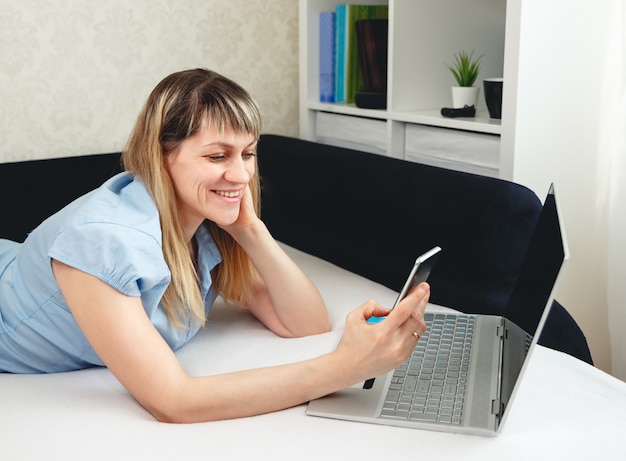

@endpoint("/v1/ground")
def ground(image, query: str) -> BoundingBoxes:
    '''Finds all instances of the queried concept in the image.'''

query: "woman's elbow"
[148,403,217,424]
[146,402,192,424]
[307,309,331,335]
[313,319,331,335]
[289,317,331,338]
[141,389,207,424]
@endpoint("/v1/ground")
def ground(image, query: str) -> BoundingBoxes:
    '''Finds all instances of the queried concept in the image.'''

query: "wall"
[0,0,299,163]
[502,0,625,375]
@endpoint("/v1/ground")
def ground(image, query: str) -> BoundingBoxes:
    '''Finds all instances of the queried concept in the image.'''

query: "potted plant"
[447,50,483,108]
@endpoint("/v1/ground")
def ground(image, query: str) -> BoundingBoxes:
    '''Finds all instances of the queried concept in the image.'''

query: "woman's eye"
[243,152,256,160]
[208,155,226,162]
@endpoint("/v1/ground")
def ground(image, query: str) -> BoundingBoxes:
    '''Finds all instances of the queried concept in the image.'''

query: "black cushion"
[257,134,593,365]
[0,153,122,243]
[258,135,538,315]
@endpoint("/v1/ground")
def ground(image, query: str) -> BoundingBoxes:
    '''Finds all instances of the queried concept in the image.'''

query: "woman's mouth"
[214,190,241,198]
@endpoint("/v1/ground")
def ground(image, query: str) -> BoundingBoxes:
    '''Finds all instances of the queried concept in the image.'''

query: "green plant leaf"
[446,50,483,87]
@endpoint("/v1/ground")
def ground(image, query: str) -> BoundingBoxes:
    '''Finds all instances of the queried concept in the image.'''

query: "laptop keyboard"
[380,312,475,425]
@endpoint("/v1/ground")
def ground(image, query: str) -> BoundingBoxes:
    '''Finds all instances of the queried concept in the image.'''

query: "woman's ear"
[163,148,180,171]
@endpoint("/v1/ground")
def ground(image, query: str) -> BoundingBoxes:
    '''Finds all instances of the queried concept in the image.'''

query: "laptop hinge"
[491,399,503,416]
[493,319,506,420]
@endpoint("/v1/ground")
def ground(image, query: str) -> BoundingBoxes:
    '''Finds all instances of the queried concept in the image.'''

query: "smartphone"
[391,246,442,309]
[368,246,441,323]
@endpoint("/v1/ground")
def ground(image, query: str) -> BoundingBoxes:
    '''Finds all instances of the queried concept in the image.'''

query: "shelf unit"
[301,0,619,371]
[299,0,507,177]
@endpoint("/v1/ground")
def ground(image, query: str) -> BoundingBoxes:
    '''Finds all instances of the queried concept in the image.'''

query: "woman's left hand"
[219,184,258,236]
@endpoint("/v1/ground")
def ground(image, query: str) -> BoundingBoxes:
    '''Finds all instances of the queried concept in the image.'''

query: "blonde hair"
[122,69,262,328]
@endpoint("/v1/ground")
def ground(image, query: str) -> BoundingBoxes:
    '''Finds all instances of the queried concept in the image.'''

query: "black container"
[483,78,503,119]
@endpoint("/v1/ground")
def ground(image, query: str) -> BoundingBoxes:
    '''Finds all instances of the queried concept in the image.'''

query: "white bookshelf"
[301,0,620,375]
[299,0,506,177]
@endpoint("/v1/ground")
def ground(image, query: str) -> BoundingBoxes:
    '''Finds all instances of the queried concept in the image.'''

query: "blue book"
[319,12,335,103]
[334,4,347,102]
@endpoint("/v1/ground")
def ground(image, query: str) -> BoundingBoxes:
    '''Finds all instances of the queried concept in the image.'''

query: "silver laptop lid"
[496,183,569,430]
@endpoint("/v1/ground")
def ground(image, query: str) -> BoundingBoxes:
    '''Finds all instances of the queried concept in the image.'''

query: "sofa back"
[257,134,542,317]
[0,153,123,243]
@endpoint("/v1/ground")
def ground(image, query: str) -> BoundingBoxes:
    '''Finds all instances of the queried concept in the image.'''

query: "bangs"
[196,73,261,140]
[198,94,262,140]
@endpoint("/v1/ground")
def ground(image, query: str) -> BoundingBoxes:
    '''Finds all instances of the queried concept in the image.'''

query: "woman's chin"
[208,212,240,228]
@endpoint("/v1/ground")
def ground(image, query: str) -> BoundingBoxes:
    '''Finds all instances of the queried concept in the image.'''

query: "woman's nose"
[224,157,253,183]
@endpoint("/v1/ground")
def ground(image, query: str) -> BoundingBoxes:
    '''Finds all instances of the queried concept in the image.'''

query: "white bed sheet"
[2,244,625,460]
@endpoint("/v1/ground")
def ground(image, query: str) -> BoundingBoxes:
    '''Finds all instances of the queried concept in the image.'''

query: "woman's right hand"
[333,283,430,383]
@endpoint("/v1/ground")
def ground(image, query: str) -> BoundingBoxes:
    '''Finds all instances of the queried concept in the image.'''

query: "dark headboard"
[0,153,122,242]
[257,134,541,316]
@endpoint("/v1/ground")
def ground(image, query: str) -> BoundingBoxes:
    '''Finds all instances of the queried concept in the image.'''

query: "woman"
[0,69,430,422]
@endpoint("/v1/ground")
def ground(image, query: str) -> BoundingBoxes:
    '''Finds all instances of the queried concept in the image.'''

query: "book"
[356,18,388,93]
[334,4,388,104]
[319,12,336,103]
[334,4,347,103]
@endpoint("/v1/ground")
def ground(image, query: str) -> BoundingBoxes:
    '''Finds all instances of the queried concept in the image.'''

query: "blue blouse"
[0,172,222,373]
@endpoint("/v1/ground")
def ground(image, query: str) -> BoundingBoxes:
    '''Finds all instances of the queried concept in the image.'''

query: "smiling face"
[165,124,258,240]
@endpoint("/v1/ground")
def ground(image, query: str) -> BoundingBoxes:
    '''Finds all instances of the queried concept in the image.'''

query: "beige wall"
[0,0,299,162]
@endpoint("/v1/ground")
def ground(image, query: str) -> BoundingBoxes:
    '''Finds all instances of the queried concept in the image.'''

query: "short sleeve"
[48,222,170,297]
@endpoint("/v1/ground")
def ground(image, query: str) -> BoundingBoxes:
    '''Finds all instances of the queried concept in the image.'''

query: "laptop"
[306,184,568,436]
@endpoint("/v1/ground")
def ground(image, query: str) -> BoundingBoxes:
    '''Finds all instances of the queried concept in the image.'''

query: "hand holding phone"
[368,246,441,323]
[391,246,441,309]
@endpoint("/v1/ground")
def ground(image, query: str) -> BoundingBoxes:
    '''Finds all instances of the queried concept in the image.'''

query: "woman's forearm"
[228,219,330,337]
[158,350,350,423]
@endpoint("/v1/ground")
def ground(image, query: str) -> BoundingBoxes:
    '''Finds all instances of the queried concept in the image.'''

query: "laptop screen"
[505,184,567,336]
[498,184,568,425]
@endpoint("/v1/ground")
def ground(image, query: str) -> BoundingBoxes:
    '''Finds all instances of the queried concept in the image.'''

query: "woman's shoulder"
[54,172,161,240]
[26,172,166,273]
[44,173,170,296]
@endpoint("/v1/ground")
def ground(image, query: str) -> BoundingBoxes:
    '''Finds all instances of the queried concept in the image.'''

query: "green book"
[346,4,388,104]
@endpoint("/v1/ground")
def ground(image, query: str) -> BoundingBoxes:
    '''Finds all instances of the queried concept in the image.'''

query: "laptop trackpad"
[307,373,390,419]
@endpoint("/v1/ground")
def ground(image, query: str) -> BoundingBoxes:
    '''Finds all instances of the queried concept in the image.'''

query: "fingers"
[387,283,429,325]
[349,283,430,337]
[392,283,430,342]
[354,299,391,322]
[340,286,431,379]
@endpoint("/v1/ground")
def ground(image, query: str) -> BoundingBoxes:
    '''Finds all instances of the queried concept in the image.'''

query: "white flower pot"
[451,86,480,108]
